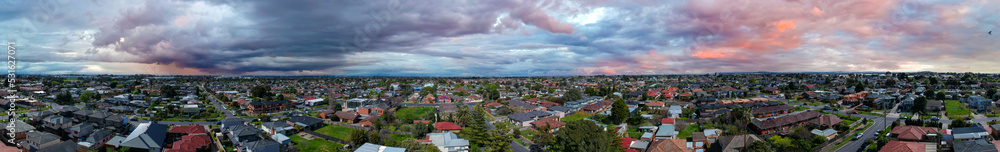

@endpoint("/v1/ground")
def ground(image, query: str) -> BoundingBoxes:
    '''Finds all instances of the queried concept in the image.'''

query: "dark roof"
[926,100,943,107]
[246,139,280,152]
[26,132,61,145]
[548,106,570,112]
[953,139,997,152]
[751,111,821,129]
[86,130,114,144]
[810,114,842,126]
[508,101,539,109]
[508,113,534,122]
[954,124,989,134]
[39,141,81,152]
[287,116,324,126]
[334,111,360,120]
[118,123,168,149]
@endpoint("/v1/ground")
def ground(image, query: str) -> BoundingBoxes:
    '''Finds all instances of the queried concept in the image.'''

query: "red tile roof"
[878,141,925,152]
[620,137,636,150]
[434,122,462,130]
[168,124,207,135]
[662,118,675,124]
[648,139,691,152]
[890,126,939,141]
[164,134,211,152]
[751,111,821,129]
[751,105,793,115]
[530,118,565,128]
[810,114,843,127]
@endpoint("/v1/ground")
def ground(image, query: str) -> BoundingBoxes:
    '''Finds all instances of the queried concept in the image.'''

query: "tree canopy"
[551,120,624,152]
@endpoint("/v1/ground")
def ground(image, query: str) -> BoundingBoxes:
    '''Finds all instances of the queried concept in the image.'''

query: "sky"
[1,0,999,76]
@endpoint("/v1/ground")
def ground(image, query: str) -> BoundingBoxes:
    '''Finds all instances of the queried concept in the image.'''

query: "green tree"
[562,88,583,101]
[936,92,946,100]
[988,88,997,100]
[611,99,628,124]
[79,91,95,102]
[251,86,272,98]
[913,97,927,114]
[56,91,73,105]
[551,120,624,152]
[350,130,369,147]
[744,141,773,152]
[924,90,935,98]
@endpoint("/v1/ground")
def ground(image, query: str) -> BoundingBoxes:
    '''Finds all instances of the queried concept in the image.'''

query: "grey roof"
[89,112,112,119]
[261,121,292,128]
[954,124,988,134]
[508,113,534,122]
[117,123,167,149]
[246,139,280,152]
[86,130,113,144]
[953,139,997,152]
[427,132,470,147]
[355,143,407,152]
[655,124,677,137]
[6,120,35,132]
[547,106,570,112]
[69,122,94,132]
[26,132,61,145]
[811,129,837,136]
[43,115,73,125]
[287,116,323,126]
[230,124,262,137]
[528,111,551,118]
[73,110,94,117]
[39,141,81,152]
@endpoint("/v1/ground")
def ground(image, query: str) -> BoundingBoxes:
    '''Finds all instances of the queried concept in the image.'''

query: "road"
[766,97,898,152]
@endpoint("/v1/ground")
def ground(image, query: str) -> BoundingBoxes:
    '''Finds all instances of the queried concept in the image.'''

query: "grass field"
[315,125,357,140]
[676,124,700,139]
[794,106,809,112]
[561,113,593,123]
[395,107,435,121]
[944,100,970,116]
[391,134,413,142]
[291,134,344,152]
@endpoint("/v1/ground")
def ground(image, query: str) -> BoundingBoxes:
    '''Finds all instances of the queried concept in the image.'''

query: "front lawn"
[561,113,593,123]
[395,107,435,121]
[794,106,809,112]
[291,134,344,152]
[944,100,970,116]
[676,124,700,139]
[314,125,356,140]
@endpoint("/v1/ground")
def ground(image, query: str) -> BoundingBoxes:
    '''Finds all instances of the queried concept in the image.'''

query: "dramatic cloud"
[2,0,1000,75]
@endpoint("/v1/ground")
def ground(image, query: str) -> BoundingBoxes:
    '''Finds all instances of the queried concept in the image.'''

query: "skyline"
[2,0,1000,76]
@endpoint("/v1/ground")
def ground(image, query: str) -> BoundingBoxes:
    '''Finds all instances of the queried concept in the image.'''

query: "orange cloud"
[775,20,796,33]
[691,50,730,59]
[603,69,617,74]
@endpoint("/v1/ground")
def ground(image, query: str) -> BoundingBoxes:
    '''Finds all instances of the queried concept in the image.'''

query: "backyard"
[676,124,701,139]
[394,107,435,121]
[944,100,970,117]
[291,134,344,152]
[315,125,357,140]
[561,113,593,123]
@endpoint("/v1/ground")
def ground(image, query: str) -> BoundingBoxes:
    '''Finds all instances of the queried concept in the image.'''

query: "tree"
[744,141,773,152]
[930,77,938,85]
[551,120,624,152]
[988,88,998,100]
[56,91,73,105]
[610,99,628,124]
[532,125,554,147]
[562,88,583,102]
[79,91,95,102]
[350,130,369,147]
[924,90,935,98]
[460,106,489,146]
[913,97,927,114]
[936,92,946,100]
[251,86,272,98]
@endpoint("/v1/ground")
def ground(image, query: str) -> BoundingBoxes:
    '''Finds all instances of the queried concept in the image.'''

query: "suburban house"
[889,126,939,141]
[356,143,407,152]
[286,116,325,130]
[811,129,838,140]
[241,139,280,152]
[810,114,842,129]
[67,122,94,140]
[247,100,291,114]
[107,123,168,152]
[646,138,692,152]
[703,129,721,144]
[357,106,385,116]
[962,96,993,112]
[751,105,793,118]
[654,124,678,140]
[79,130,113,150]
[530,117,565,133]
[953,139,996,152]
[165,124,212,152]
[2,120,35,141]
[72,110,93,122]
[434,122,462,133]
[749,111,821,134]
[692,132,707,151]
[427,132,470,152]
[707,134,763,152]
[953,124,990,141]
[260,122,293,135]
[507,111,553,127]
[359,115,379,127]
[878,140,926,152]
[646,101,666,109]
[22,132,63,152]
[926,100,944,112]
[335,111,361,123]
